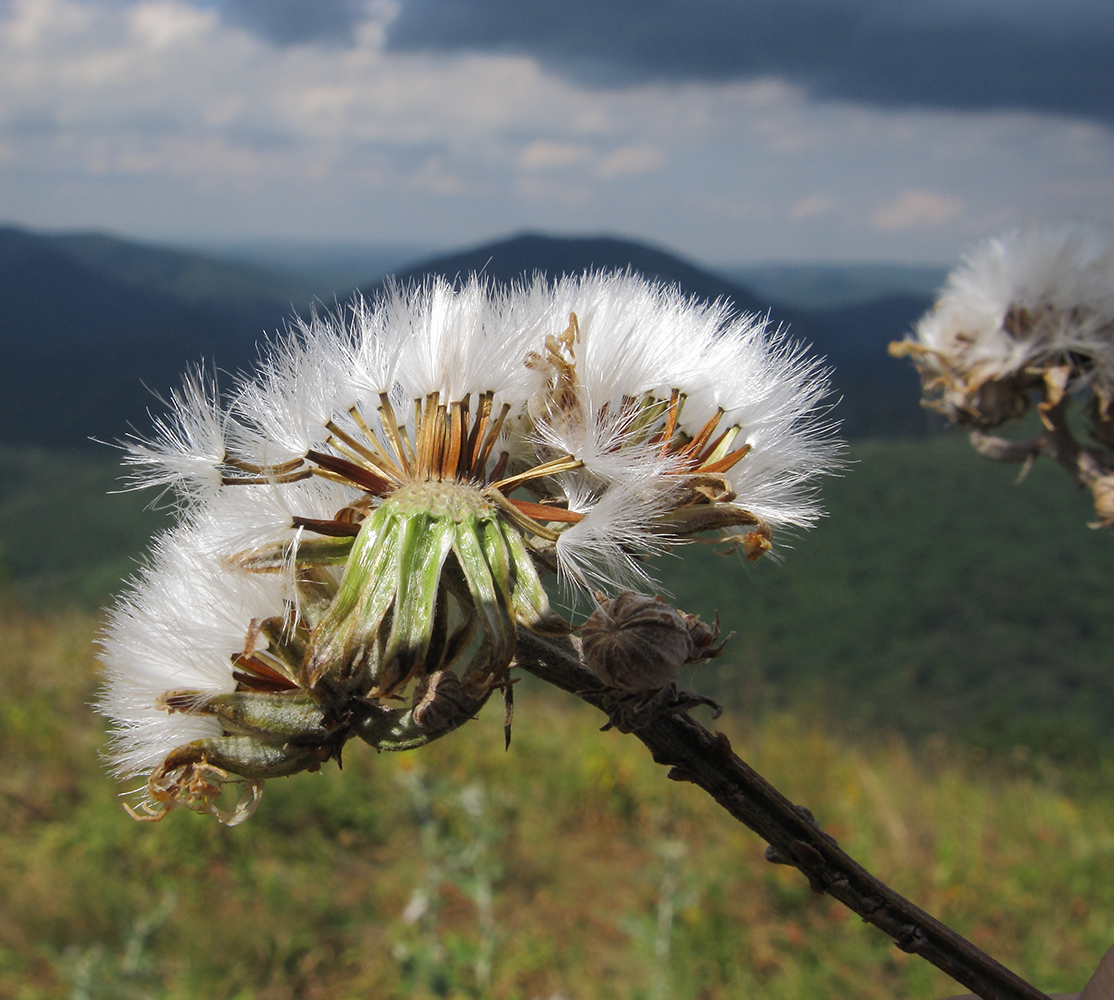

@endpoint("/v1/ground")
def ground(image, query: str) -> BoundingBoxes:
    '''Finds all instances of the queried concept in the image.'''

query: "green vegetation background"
[1,434,1113,998]
[5,434,1107,752]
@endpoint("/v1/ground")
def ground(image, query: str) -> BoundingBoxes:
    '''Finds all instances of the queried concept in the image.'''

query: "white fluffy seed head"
[98,519,292,777]
[119,271,840,534]
[101,271,842,777]
[519,273,840,530]
[895,226,1114,424]
[118,367,231,504]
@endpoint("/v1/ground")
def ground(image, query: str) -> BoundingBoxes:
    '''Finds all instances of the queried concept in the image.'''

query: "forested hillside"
[2,226,931,448]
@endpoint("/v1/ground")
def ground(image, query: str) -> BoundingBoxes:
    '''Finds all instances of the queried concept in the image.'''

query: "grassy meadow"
[2,603,1114,1000]
[1,434,1113,998]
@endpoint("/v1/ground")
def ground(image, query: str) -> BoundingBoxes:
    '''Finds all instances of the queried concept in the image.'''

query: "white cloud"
[870,190,965,232]
[128,0,216,50]
[595,144,664,179]
[518,141,593,171]
[789,193,839,221]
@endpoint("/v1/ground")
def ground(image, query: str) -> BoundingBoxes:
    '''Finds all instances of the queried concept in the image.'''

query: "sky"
[1,0,1112,265]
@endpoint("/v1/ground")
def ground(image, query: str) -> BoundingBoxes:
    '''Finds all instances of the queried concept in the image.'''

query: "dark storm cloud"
[220,0,367,46]
[385,0,1114,123]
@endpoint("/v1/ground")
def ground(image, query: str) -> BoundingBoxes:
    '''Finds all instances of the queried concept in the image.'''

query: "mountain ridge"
[375,231,771,314]
[1,224,931,448]
[372,231,932,438]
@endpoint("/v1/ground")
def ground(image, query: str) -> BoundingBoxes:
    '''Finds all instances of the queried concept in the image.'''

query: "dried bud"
[582,592,696,692]
[411,670,475,732]
[682,611,728,662]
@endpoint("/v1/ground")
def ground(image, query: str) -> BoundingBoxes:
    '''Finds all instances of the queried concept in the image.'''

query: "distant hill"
[378,231,772,314]
[215,238,435,293]
[42,230,326,312]
[0,227,326,449]
[721,262,947,309]
[794,294,939,437]
[1,225,932,450]
[376,232,933,438]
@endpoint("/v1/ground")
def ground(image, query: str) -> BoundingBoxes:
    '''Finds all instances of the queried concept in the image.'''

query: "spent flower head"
[891,226,1114,528]
[890,226,1114,431]
[99,271,840,822]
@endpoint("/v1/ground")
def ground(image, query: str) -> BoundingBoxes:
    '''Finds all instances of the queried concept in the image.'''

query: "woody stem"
[968,399,1112,489]
[514,630,1052,1000]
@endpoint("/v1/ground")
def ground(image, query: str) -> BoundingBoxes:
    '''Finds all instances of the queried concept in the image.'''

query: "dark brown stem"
[968,431,1042,466]
[515,629,1052,1000]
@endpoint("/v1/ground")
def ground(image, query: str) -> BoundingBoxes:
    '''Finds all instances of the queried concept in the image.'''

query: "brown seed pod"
[581,592,696,693]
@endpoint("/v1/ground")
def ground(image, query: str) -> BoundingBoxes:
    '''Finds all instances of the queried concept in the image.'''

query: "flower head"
[100,271,839,822]
[890,226,1114,429]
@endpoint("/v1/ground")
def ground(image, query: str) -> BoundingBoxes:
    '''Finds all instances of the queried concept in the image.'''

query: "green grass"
[1,604,1111,999]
